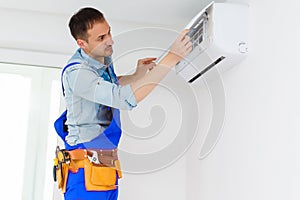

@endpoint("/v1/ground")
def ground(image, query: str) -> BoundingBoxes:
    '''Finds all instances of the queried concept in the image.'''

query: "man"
[59,7,191,200]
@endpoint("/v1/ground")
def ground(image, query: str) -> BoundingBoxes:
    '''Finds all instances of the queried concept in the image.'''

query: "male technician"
[59,7,192,200]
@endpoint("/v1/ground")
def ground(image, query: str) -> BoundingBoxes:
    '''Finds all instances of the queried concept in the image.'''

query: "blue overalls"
[55,62,121,200]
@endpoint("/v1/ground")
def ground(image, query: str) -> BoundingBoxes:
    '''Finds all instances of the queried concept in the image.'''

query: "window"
[0,62,63,200]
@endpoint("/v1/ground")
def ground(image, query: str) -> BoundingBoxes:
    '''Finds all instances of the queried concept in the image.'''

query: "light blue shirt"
[62,48,137,145]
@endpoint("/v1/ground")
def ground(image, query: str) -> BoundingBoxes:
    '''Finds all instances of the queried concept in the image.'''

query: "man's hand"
[130,29,192,103]
[159,29,193,67]
[133,57,157,79]
[118,57,157,85]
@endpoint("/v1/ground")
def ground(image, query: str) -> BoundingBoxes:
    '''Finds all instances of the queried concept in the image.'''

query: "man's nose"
[106,35,114,46]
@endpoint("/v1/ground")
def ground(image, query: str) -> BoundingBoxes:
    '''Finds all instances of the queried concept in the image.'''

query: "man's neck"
[82,49,105,64]
[95,55,105,64]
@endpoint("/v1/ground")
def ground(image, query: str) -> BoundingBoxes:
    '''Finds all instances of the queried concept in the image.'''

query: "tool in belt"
[53,146,122,190]
[53,146,70,182]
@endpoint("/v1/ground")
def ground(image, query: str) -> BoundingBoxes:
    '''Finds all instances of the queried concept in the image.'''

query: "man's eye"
[98,36,104,41]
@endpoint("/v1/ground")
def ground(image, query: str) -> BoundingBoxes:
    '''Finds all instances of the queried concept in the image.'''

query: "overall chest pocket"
[97,105,113,126]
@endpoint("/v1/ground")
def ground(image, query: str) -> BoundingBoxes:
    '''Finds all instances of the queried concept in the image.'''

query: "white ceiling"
[0,0,216,26]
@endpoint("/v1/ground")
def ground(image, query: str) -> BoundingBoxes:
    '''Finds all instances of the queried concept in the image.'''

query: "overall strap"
[61,62,80,96]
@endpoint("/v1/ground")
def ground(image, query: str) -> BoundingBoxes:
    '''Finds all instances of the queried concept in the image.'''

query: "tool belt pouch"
[83,159,119,191]
[55,163,69,193]
[53,147,70,193]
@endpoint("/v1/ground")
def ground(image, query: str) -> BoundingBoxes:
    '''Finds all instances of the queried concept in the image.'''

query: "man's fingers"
[186,43,193,53]
[141,57,157,64]
[182,35,191,46]
[178,29,190,42]
[143,57,157,62]
[148,62,156,70]
[186,40,193,49]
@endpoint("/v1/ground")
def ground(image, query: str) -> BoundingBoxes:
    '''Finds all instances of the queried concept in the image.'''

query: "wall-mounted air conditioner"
[176,1,249,83]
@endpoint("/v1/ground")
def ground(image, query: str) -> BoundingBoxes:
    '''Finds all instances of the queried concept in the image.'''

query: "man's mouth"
[106,46,113,51]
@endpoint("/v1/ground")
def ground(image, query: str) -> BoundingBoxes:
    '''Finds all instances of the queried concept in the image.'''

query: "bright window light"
[0,73,31,199]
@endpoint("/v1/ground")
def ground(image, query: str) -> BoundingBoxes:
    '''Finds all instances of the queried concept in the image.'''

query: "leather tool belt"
[53,146,122,193]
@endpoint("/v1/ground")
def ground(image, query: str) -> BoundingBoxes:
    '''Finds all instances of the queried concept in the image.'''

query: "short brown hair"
[69,7,105,41]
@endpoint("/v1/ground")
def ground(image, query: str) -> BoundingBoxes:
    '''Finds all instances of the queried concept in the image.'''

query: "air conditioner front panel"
[175,2,249,83]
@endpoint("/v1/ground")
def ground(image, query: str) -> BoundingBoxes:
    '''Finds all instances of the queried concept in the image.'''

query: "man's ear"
[77,39,88,49]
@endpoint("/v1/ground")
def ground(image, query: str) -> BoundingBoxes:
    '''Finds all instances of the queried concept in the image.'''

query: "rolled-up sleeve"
[65,67,137,110]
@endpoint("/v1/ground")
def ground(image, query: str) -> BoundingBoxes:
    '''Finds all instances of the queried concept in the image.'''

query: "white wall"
[186,0,300,200]
[1,0,300,199]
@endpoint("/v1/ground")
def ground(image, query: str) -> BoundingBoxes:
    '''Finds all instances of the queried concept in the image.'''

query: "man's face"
[78,20,114,62]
